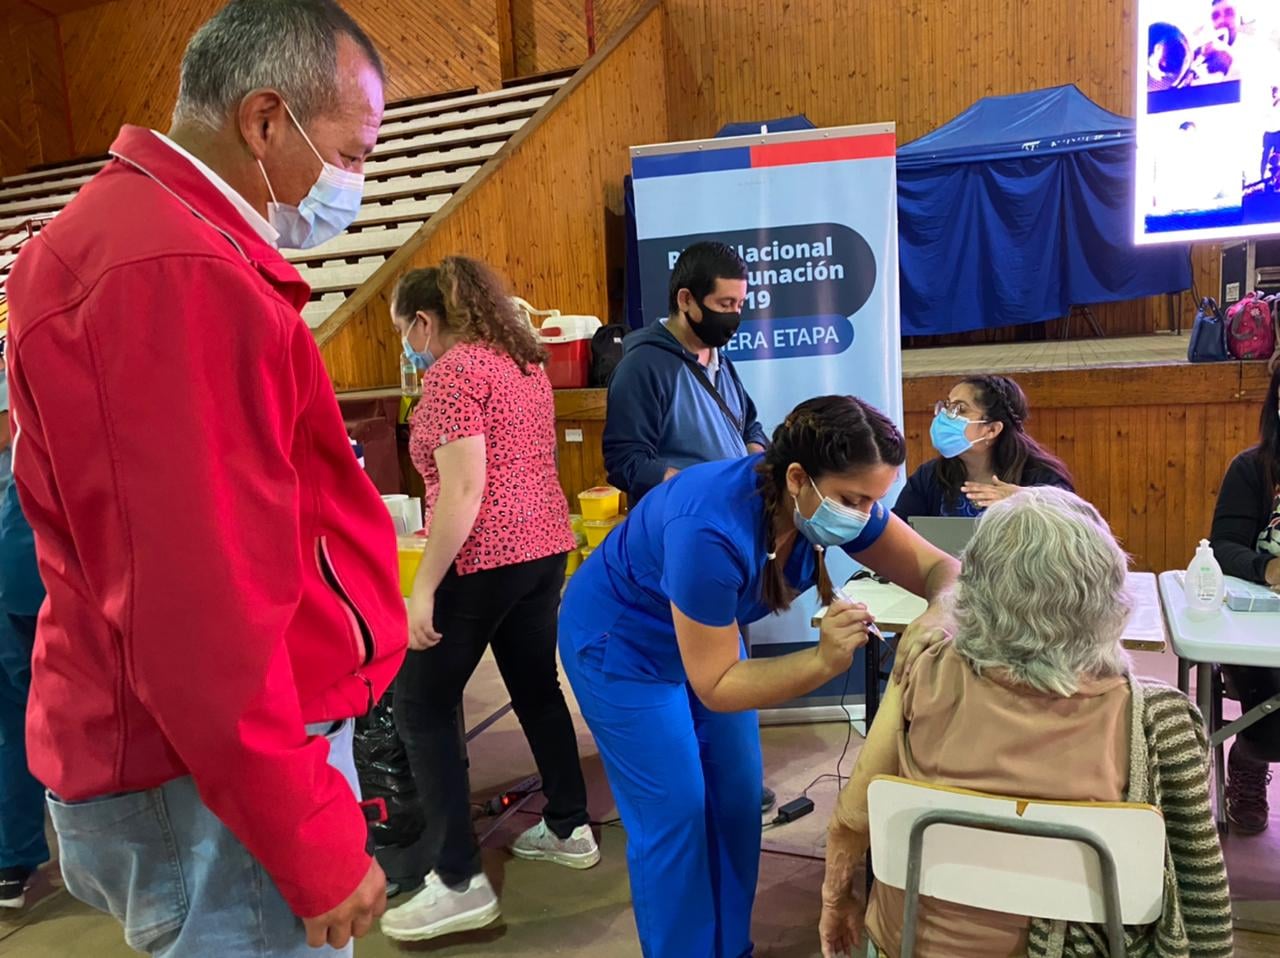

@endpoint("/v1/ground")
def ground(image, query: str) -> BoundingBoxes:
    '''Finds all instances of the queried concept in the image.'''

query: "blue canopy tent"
[897,85,1191,336]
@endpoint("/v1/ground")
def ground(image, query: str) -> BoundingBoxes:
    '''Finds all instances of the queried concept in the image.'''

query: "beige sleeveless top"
[865,642,1131,958]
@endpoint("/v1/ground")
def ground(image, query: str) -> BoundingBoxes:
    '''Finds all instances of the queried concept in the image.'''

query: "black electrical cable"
[798,659,857,798]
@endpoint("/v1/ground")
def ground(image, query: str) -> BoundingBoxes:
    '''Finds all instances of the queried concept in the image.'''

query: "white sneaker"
[510,820,601,869]
[379,871,500,942]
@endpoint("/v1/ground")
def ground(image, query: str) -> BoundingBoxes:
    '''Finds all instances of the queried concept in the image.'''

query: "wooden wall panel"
[661,0,1216,342]
[318,2,668,393]
[514,0,587,76]
[0,14,73,173]
[553,360,1267,574]
[899,363,1262,575]
[5,1,112,14]
[55,0,501,159]
[18,15,73,164]
[0,21,32,176]
[596,0,648,42]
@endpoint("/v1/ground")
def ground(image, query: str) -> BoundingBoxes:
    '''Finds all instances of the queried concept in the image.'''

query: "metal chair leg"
[1213,666,1228,835]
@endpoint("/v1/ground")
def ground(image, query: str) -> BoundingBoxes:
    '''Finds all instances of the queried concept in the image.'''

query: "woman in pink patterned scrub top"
[380,257,593,945]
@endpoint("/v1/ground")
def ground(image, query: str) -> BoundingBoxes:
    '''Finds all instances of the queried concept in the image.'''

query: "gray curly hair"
[951,486,1132,696]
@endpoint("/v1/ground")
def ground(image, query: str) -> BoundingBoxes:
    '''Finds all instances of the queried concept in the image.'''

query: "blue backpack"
[1188,297,1229,363]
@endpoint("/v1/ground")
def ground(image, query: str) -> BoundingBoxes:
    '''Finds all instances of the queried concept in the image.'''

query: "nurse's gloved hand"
[817,600,874,676]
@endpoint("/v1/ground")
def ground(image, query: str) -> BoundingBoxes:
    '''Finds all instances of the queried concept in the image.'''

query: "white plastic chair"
[511,295,558,329]
[866,775,1166,958]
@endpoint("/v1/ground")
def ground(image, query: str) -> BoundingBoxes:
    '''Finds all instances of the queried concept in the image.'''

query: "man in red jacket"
[4,1,407,954]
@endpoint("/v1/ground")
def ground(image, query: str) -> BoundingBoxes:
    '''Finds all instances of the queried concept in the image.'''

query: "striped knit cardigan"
[1027,677,1234,957]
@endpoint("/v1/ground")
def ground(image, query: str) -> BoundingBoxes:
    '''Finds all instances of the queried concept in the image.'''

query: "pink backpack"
[1226,293,1277,361]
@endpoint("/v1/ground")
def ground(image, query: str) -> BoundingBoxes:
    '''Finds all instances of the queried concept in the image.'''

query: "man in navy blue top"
[603,242,768,504]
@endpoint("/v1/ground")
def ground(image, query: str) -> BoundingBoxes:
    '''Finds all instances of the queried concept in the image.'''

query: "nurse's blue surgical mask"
[793,478,871,547]
[258,100,365,250]
[929,403,990,459]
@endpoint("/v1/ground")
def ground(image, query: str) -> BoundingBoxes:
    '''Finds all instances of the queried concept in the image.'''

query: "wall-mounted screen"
[1137,0,1280,244]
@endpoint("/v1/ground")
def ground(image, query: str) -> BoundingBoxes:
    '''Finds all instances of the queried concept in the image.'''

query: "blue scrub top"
[561,455,889,684]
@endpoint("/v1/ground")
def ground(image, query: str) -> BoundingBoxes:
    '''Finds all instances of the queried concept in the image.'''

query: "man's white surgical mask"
[258,100,364,250]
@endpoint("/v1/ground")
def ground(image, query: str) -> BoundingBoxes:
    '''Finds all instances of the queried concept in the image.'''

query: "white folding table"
[1157,570,1280,832]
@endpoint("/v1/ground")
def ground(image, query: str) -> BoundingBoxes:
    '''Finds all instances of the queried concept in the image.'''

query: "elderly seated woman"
[818,487,1233,958]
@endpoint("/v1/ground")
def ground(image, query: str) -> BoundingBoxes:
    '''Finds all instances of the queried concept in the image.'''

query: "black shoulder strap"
[684,356,744,436]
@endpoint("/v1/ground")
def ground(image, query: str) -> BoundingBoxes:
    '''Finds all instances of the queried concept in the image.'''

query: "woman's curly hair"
[392,256,547,373]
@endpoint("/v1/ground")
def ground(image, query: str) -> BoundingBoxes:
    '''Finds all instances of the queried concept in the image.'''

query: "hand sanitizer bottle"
[400,355,420,398]
[1184,539,1224,619]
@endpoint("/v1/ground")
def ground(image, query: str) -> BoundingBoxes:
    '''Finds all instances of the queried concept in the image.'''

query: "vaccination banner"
[630,124,904,718]
[630,122,904,438]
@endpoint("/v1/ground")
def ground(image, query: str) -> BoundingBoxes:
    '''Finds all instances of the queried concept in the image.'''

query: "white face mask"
[258,100,364,250]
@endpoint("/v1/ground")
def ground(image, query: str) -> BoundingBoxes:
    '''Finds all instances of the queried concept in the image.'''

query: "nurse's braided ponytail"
[757,396,905,614]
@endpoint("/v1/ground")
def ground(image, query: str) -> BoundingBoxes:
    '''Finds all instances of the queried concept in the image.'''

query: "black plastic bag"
[353,691,425,850]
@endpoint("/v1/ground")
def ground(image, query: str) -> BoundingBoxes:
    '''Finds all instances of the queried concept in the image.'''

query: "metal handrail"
[0,214,56,306]
[0,213,55,249]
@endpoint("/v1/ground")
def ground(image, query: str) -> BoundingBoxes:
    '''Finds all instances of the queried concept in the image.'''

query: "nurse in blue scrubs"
[559,395,959,958]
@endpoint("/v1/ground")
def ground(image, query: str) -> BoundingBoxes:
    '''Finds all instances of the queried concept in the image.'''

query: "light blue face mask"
[258,101,365,250]
[401,314,435,371]
[402,336,434,371]
[793,479,871,548]
[929,410,988,459]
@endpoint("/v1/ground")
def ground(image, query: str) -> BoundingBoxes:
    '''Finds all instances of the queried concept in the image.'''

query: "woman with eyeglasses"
[893,375,1074,520]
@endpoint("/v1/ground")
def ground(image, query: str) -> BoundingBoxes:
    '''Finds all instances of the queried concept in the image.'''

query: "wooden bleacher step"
[0,75,570,328]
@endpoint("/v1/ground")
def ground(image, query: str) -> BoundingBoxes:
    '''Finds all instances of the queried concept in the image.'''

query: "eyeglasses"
[936,399,993,422]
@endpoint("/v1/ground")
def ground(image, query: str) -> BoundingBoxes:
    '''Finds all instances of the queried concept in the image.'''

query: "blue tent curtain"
[897,85,1191,336]
[623,93,1188,336]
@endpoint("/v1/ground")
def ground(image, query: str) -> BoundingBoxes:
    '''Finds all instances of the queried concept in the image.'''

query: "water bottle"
[1184,539,1224,619]
[400,355,420,398]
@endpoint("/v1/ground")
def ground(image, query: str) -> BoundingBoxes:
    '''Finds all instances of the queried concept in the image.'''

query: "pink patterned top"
[410,342,575,575]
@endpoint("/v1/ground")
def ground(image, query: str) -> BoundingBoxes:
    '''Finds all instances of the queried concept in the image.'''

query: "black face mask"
[688,300,742,349]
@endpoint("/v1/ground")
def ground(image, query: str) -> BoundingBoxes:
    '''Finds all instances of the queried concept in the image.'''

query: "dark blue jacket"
[892,458,1074,519]
[603,323,768,502]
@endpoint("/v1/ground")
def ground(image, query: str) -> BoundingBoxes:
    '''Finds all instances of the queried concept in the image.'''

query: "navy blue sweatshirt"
[603,323,768,503]
[1210,448,1279,585]
[892,458,1074,519]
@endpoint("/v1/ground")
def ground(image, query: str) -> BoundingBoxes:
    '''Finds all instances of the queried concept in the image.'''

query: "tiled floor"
[2,643,1277,956]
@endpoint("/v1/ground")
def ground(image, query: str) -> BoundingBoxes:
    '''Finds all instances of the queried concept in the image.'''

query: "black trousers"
[394,552,589,885]
[1223,665,1280,762]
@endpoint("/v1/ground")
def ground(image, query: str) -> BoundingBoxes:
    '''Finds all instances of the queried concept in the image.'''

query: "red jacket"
[6,127,408,918]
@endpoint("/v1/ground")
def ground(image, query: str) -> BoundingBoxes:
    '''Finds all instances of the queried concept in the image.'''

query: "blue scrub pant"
[560,632,762,958]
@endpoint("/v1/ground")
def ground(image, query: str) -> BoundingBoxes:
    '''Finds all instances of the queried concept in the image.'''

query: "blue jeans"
[559,630,762,958]
[0,611,48,874]
[48,721,361,956]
